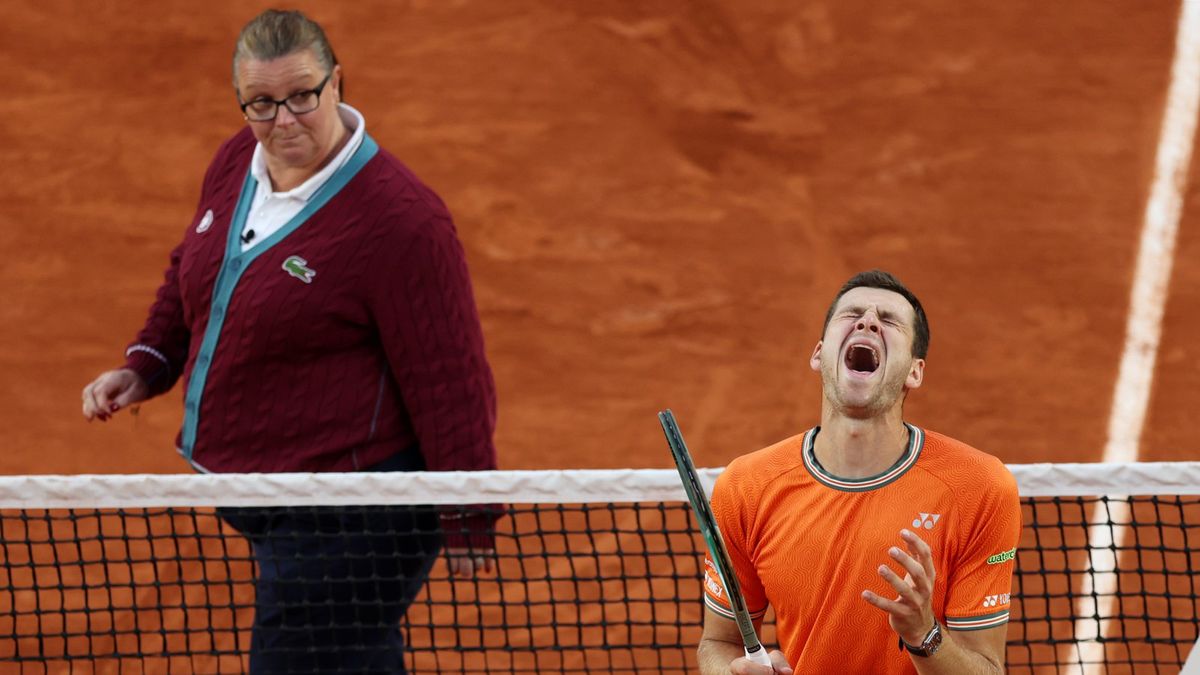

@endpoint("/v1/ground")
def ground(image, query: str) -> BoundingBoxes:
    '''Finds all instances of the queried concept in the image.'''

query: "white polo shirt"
[240,103,366,251]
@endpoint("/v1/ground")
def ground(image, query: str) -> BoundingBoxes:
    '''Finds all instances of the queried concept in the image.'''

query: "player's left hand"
[861,528,937,646]
[446,547,496,577]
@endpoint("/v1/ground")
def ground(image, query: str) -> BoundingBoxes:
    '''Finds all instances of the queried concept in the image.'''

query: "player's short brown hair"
[821,270,930,358]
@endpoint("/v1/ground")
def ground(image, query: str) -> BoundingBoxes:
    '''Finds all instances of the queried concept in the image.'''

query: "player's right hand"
[82,369,149,422]
[731,650,793,674]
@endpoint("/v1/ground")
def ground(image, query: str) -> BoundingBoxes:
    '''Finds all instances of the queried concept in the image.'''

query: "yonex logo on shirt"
[282,255,316,284]
[912,513,941,530]
[982,593,1011,608]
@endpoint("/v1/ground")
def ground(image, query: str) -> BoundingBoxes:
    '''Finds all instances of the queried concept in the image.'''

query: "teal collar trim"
[179,135,380,460]
[802,423,925,492]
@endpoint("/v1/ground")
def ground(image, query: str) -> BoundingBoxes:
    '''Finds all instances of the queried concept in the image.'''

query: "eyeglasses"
[238,74,331,122]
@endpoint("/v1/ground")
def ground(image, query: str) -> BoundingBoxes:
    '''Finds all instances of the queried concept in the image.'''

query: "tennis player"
[698,270,1021,674]
[79,9,498,674]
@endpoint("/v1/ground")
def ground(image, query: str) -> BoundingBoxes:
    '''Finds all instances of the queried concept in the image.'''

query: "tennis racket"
[658,409,772,667]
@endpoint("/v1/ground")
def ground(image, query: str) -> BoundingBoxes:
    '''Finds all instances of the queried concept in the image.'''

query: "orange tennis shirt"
[704,424,1021,673]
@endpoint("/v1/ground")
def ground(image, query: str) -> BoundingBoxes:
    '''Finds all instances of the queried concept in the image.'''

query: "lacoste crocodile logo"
[282,255,316,284]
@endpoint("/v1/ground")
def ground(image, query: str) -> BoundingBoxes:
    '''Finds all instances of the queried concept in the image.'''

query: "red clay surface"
[0,1,1192,473]
[0,0,1196,672]
[1,1,1191,476]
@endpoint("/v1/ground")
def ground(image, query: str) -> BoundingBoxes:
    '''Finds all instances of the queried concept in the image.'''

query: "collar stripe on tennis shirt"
[802,423,925,492]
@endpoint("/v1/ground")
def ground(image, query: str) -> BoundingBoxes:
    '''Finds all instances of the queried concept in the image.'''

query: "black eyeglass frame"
[238,73,332,122]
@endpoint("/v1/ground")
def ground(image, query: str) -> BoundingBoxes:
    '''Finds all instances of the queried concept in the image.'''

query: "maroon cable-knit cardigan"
[123,127,499,548]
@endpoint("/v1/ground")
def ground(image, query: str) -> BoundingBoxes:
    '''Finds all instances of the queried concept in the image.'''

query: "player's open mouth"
[844,344,880,374]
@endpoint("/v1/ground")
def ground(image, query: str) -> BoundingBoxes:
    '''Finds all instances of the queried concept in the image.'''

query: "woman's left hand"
[446,547,496,577]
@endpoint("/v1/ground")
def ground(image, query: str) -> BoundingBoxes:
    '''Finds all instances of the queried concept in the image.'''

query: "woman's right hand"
[81,369,149,422]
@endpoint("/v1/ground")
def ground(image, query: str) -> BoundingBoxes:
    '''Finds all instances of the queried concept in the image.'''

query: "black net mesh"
[0,491,1197,673]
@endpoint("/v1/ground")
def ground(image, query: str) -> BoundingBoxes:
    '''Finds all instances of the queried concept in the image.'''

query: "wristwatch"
[899,620,943,657]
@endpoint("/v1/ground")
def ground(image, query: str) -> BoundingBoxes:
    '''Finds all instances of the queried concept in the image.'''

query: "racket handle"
[745,645,773,666]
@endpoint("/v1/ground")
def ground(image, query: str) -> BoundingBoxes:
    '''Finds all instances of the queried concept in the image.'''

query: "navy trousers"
[219,452,441,674]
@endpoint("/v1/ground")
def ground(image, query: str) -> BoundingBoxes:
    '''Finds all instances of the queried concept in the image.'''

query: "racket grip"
[745,645,772,666]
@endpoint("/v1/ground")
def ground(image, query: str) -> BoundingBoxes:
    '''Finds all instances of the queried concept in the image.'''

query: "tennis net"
[0,463,1197,673]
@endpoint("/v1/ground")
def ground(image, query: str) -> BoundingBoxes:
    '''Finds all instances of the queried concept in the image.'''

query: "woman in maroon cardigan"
[80,9,499,674]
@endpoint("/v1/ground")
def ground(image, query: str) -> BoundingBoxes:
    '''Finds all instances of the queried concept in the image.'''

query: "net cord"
[0,462,1197,508]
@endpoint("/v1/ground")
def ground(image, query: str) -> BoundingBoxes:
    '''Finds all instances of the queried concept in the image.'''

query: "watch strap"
[899,620,943,657]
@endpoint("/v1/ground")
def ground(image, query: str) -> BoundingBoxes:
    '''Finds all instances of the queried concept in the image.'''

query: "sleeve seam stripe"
[703,596,768,619]
[126,344,170,367]
[946,613,1010,629]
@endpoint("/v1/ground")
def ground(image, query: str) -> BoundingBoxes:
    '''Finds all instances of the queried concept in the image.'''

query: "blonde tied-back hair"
[232,10,340,93]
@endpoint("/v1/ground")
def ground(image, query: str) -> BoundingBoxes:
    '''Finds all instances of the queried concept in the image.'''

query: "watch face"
[923,622,943,653]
